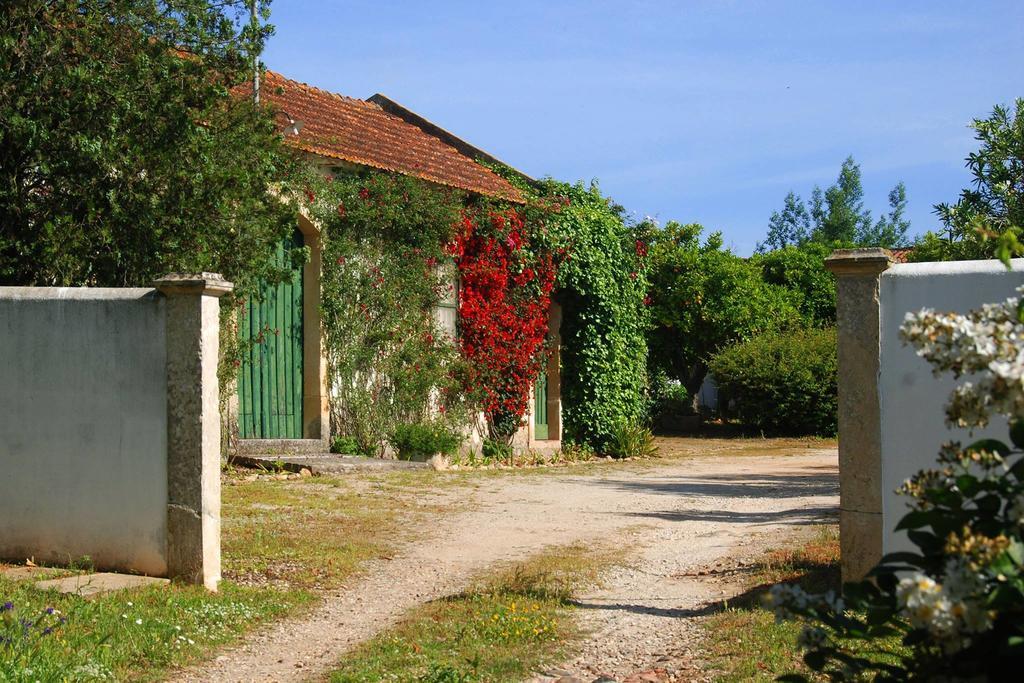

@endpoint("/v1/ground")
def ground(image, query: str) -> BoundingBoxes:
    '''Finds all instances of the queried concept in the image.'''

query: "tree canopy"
[0,0,299,293]
[751,241,836,328]
[645,221,801,397]
[910,99,1024,263]
[760,156,910,251]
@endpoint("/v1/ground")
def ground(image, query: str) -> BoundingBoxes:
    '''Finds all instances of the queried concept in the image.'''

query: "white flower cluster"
[1007,492,1024,525]
[767,583,811,622]
[896,561,993,653]
[767,584,844,626]
[900,289,1024,427]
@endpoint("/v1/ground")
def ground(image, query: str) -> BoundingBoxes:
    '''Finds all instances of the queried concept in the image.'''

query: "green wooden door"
[237,229,304,439]
[534,371,549,440]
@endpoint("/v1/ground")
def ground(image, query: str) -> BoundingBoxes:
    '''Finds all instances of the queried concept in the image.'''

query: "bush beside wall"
[709,328,837,436]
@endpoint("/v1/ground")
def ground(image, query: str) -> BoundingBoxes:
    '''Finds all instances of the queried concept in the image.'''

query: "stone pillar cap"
[153,272,233,297]
[825,248,893,276]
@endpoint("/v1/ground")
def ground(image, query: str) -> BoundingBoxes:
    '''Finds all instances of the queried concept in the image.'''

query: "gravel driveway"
[170,439,838,683]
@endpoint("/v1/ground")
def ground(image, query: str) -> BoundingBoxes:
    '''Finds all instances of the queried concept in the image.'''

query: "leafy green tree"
[911,99,1024,263]
[752,242,836,327]
[760,191,812,251]
[0,0,298,293]
[762,157,911,249]
[645,221,800,400]
[860,181,911,248]
[818,156,872,244]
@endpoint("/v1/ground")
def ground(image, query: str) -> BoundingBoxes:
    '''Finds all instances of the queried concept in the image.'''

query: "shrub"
[481,439,513,462]
[605,422,657,459]
[388,423,463,462]
[709,328,837,436]
[649,374,693,419]
[330,435,361,456]
[770,288,1024,681]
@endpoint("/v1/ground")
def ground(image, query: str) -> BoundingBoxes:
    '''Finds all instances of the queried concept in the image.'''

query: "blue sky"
[263,1,1023,255]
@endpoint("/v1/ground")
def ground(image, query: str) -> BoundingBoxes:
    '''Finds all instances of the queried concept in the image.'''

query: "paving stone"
[623,670,669,683]
[34,572,169,598]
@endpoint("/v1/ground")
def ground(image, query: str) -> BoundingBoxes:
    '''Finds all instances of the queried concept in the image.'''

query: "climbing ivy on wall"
[303,169,561,454]
[307,164,650,454]
[530,179,651,449]
[303,170,470,455]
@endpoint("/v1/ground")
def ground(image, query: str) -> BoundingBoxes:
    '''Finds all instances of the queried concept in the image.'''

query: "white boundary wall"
[878,259,1024,554]
[0,288,169,574]
[0,275,230,588]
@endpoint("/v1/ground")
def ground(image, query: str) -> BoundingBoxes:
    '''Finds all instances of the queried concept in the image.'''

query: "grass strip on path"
[221,467,458,590]
[701,526,841,682]
[329,542,627,682]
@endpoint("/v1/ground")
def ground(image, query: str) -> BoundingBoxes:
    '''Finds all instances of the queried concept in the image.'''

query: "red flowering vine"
[454,207,557,443]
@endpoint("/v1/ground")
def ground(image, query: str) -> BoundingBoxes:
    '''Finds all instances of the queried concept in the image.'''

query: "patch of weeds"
[605,422,658,460]
[560,442,596,463]
[221,470,454,589]
[330,543,626,682]
[447,441,600,473]
[0,577,311,682]
[701,526,903,682]
[481,439,513,463]
[68,556,95,574]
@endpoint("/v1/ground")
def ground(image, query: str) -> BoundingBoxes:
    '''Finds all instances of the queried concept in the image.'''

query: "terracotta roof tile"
[260,71,522,202]
[890,247,913,263]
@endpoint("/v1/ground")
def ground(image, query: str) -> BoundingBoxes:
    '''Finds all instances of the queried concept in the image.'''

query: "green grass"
[0,576,312,682]
[701,526,842,682]
[329,543,626,682]
[700,526,904,682]
[0,468,456,681]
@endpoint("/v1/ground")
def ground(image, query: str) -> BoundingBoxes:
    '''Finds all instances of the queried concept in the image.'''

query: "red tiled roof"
[890,247,913,263]
[260,71,522,202]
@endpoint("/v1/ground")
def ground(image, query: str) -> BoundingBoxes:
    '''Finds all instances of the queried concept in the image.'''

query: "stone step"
[234,439,326,456]
[229,453,428,475]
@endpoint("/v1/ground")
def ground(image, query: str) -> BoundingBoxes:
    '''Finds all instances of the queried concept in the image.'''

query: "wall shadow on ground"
[587,470,839,500]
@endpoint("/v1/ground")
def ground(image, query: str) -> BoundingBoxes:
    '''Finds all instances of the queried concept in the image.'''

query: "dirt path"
[171,443,837,683]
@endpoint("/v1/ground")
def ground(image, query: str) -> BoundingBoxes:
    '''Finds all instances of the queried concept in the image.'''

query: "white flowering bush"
[771,287,1024,681]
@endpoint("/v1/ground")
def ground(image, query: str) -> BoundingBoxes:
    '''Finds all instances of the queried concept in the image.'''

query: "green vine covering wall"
[304,166,650,454]
[303,170,471,455]
[529,179,651,448]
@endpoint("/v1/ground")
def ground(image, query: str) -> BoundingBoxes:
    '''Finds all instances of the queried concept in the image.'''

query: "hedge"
[708,328,837,436]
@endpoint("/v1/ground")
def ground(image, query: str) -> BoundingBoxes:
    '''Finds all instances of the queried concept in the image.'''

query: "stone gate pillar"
[154,273,233,590]
[824,248,892,582]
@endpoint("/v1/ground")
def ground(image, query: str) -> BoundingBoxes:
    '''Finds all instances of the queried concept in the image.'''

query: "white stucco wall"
[0,288,168,575]
[878,259,1024,554]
